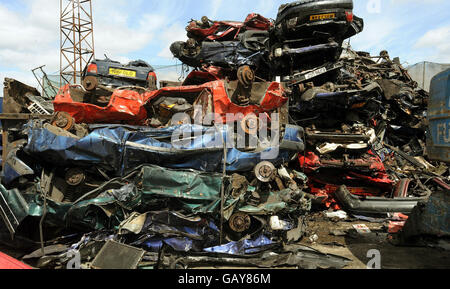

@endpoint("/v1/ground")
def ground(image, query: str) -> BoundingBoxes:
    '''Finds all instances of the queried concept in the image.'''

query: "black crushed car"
[269,0,364,73]
[170,0,364,78]
[272,0,363,43]
[170,30,273,81]
[82,58,157,91]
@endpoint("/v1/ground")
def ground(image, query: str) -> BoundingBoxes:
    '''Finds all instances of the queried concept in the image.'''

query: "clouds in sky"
[0,0,449,95]
[350,0,450,66]
[414,25,450,63]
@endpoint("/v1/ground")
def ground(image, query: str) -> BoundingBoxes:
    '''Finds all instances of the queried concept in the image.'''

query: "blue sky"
[1,0,449,95]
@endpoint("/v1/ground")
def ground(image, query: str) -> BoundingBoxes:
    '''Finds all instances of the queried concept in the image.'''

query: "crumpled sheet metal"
[3,156,35,186]
[314,128,377,155]
[163,245,351,269]
[23,121,300,174]
[0,251,33,269]
[299,151,389,175]
[0,185,30,235]
[0,188,83,232]
[54,85,148,125]
[140,166,222,214]
[124,211,220,253]
[0,165,224,236]
[2,140,35,185]
[204,235,273,255]
[186,13,272,42]
[401,190,450,239]
[335,185,425,215]
[146,80,288,124]
[2,78,42,114]
[1,180,147,237]
[171,40,268,70]
[238,189,293,215]
[210,81,288,121]
[298,150,395,210]
[54,80,287,126]
[213,82,288,123]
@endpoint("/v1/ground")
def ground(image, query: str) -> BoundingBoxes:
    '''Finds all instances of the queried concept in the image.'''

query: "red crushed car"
[145,77,288,125]
[53,71,288,126]
[0,252,32,269]
[186,13,272,42]
[54,85,148,125]
[299,151,394,209]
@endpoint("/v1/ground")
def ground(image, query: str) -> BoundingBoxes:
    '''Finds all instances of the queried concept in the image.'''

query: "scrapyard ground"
[194,217,450,269]
[175,218,450,270]
[302,216,450,269]
[3,218,447,269]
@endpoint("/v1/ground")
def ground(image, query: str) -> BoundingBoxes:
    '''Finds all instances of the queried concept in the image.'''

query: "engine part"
[51,112,75,131]
[237,65,255,87]
[241,114,259,135]
[229,212,251,233]
[82,75,98,91]
[254,161,276,183]
[65,168,86,187]
[91,240,145,269]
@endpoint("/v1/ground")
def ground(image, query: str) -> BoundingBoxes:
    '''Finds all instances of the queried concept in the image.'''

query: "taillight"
[147,71,157,89]
[87,63,98,74]
[147,71,157,82]
[346,11,353,22]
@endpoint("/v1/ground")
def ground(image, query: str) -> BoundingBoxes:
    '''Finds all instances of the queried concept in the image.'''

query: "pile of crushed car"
[0,0,448,269]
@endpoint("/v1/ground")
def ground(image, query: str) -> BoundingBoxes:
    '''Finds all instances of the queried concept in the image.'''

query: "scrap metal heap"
[0,0,448,269]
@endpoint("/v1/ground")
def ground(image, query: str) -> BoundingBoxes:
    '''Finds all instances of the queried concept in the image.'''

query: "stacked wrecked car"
[0,0,448,269]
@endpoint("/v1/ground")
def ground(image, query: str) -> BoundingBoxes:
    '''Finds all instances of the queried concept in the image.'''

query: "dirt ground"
[300,214,450,269]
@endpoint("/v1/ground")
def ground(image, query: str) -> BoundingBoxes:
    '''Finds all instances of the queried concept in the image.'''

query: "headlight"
[275,48,283,58]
